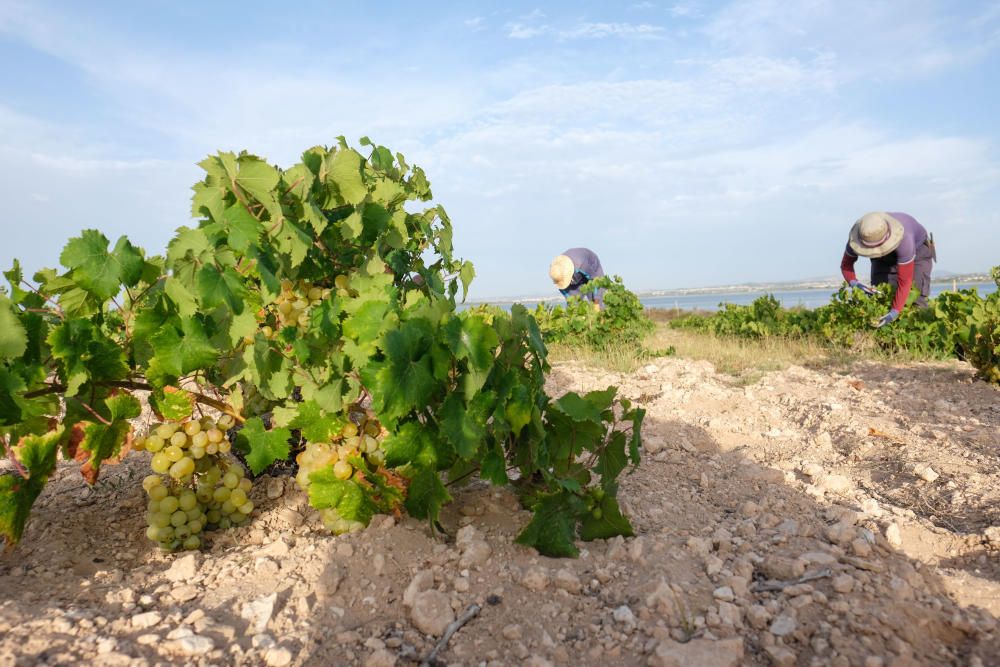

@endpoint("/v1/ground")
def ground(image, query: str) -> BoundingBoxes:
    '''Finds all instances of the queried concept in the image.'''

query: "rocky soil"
[2,356,999,666]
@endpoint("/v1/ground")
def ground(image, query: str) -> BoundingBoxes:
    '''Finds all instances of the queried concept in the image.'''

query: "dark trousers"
[871,241,935,309]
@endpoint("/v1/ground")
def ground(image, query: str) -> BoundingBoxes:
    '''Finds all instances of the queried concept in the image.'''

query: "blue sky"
[1,1,998,299]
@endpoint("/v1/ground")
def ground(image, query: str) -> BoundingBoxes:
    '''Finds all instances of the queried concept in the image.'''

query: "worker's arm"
[840,251,857,283]
[891,260,915,313]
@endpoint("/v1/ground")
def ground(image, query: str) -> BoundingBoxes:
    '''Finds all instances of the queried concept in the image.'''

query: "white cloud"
[464,16,485,30]
[558,22,665,40]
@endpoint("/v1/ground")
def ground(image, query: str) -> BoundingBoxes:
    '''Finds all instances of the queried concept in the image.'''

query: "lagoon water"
[467,282,998,313]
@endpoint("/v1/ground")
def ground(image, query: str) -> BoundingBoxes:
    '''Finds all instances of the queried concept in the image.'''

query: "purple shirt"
[845,212,928,264]
[559,247,605,303]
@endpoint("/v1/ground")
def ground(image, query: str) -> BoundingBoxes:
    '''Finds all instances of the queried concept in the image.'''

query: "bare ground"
[1,355,999,666]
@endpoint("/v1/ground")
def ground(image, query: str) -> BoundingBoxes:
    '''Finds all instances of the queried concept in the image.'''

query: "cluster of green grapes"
[261,279,331,338]
[135,413,254,551]
[294,411,386,535]
[584,486,607,520]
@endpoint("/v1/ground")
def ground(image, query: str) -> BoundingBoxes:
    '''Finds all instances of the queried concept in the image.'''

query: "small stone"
[912,463,939,483]
[453,576,470,593]
[255,557,280,577]
[164,554,199,583]
[765,645,797,666]
[257,538,291,559]
[985,526,1000,545]
[131,611,162,630]
[136,634,159,645]
[770,614,797,637]
[167,634,215,656]
[365,648,397,667]
[266,478,285,499]
[410,590,455,636]
[524,656,554,667]
[885,523,903,548]
[713,586,735,602]
[404,570,434,606]
[747,605,771,630]
[253,634,277,650]
[552,569,582,594]
[818,474,852,494]
[502,624,523,640]
[241,593,277,634]
[760,556,806,581]
[459,540,492,568]
[851,538,873,558]
[613,605,636,629]
[171,584,199,602]
[831,574,855,593]
[265,646,294,667]
[801,463,824,478]
[649,637,744,667]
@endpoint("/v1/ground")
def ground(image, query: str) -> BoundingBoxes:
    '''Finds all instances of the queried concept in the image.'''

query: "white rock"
[885,523,903,548]
[403,570,434,606]
[455,525,480,545]
[241,593,277,634]
[171,584,199,603]
[770,614,797,637]
[167,634,215,656]
[913,463,939,483]
[552,569,582,594]
[985,526,1000,545]
[832,574,855,593]
[459,540,492,568]
[266,478,285,499]
[164,554,199,583]
[765,645,797,667]
[612,605,636,629]
[524,656,554,667]
[131,611,162,630]
[365,649,397,667]
[818,474,852,495]
[410,590,455,636]
[800,463,824,478]
[648,637,744,667]
[517,565,549,592]
[265,646,294,667]
[712,586,735,602]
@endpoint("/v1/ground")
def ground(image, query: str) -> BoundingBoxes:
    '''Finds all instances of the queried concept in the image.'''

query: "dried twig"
[420,603,481,667]
[750,568,832,593]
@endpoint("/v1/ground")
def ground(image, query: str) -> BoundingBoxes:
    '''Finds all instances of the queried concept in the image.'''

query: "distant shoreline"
[468,273,993,306]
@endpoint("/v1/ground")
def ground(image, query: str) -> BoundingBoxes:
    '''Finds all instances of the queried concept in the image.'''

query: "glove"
[874,309,899,328]
[849,280,876,296]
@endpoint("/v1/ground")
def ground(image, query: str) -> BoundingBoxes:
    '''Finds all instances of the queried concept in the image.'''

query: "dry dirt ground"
[1,356,999,667]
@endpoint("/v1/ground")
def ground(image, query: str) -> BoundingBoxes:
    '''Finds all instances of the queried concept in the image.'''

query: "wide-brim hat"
[549,254,574,289]
[848,212,905,258]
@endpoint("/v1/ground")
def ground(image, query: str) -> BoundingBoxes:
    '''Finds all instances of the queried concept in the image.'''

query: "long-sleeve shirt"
[559,247,605,305]
[840,212,928,313]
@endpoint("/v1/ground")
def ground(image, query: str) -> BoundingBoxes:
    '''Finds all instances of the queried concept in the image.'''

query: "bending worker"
[840,212,935,328]
[549,248,605,308]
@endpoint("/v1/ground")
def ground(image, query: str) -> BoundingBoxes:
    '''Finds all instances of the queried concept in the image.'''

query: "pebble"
[818,474,852,494]
[712,586,735,602]
[365,648,397,667]
[552,569,582,594]
[503,624,523,640]
[831,574,855,593]
[266,478,285,499]
[765,645,797,666]
[524,656,554,667]
[747,605,771,630]
[459,540,492,568]
[131,611,162,630]
[171,584,199,602]
[613,605,636,629]
[770,614,797,637]
[164,554,199,583]
[265,646,294,666]
[885,523,903,548]
[649,637,744,667]
[167,634,215,656]
[410,590,455,636]
[913,463,939,483]
[241,593,277,633]
[521,566,550,591]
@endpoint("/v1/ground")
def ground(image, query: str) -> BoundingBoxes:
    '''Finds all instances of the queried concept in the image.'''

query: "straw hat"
[848,212,905,258]
[549,254,575,289]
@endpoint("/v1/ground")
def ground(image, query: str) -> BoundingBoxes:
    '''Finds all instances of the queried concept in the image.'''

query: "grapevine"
[0,137,645,558]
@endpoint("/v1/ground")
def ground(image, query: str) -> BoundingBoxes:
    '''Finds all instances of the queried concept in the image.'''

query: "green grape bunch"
[135,412,253,551]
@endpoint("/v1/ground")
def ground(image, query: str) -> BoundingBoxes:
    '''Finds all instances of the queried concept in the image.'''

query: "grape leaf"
[445,314,499,371]
[196,264,247,313]
[236,157,281,203]
[403,466,451,521]
[360,322,437,425]
[328,149,367,205]
[579,495,634,541]
[440,393,488,460]
[149,317,218,378]
[70,393,139,483]
[47,319,129,396]
[515,491,581,558]
[235,417,291,475]
[382,421,454,470]
[306,472,375,523]
[285,400,345,443]
[0,296,27,360]
[223,204,263,252]
[150,386,195,422]
[59,230,139,301]
[0,427,64,543]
